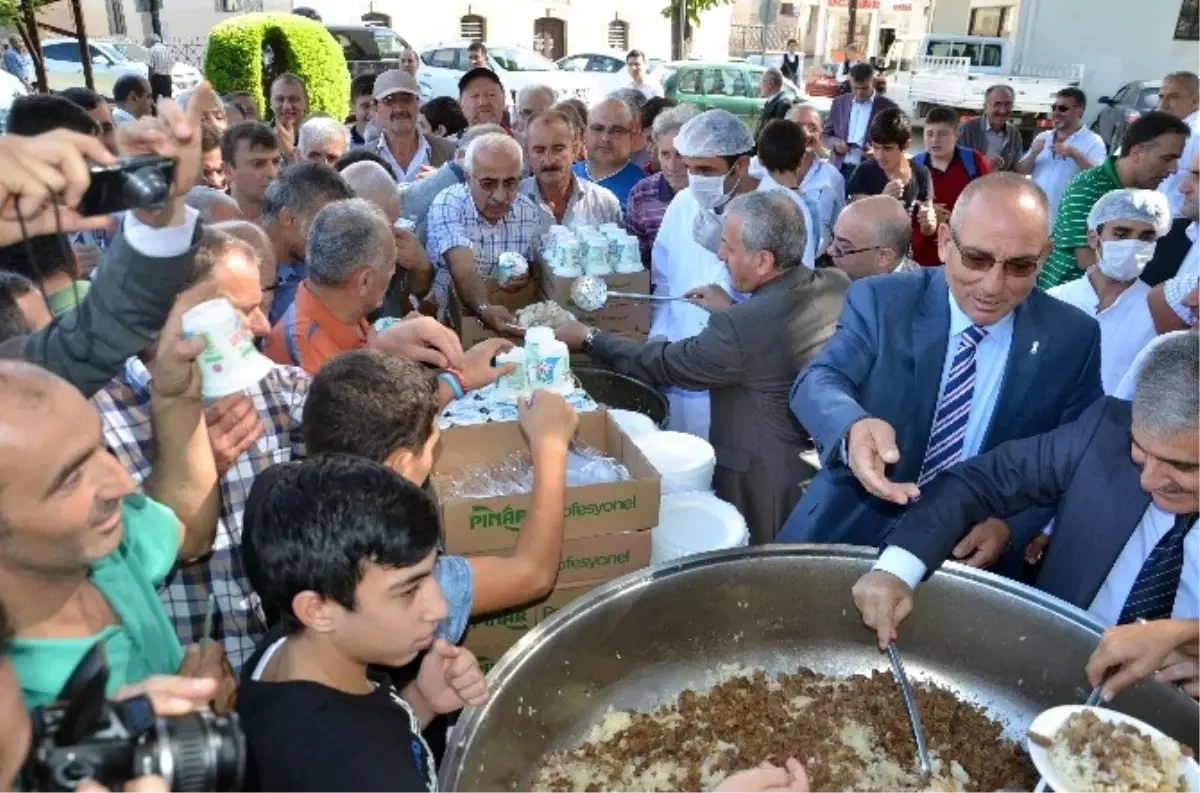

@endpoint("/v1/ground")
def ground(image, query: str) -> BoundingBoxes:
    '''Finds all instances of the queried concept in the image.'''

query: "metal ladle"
[569,275,686,312]
[888,642,933,778]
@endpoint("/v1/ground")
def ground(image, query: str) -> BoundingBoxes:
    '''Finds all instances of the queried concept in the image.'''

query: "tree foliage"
[661,0,734,26]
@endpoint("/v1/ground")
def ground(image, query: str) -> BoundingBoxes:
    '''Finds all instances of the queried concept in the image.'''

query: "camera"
[23,644,244,792]
[80,154,177,217]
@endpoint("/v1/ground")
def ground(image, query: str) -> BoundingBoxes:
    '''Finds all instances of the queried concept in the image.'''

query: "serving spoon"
[569,275,686,312]
[888,641,933,778]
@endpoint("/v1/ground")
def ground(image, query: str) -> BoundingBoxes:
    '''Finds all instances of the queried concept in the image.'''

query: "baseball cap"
[458,67,504,94]
[373,69,420,101]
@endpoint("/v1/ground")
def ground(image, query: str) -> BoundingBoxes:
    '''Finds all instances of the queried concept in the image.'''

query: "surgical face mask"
[1098,238,1155,281]
[689,167,734,210]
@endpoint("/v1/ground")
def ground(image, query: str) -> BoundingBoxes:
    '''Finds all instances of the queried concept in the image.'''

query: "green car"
[662,61,831,129]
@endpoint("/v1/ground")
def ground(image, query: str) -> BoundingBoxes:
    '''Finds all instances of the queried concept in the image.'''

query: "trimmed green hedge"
[204,13,349,120]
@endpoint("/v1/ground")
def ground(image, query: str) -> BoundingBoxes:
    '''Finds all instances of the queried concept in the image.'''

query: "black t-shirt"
[846,160,933,213]
[237,631,437,792]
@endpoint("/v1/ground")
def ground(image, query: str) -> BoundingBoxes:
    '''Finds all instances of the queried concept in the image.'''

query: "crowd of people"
[0,33,1193,792]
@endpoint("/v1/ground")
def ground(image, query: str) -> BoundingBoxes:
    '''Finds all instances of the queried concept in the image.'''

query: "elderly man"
[112,74,153,124]
[1040,111,1190,290]
[342,160,434,316]
[958,84,1022,172]
[213,219,276,318]
[557,192,847,543]
[516,84,557,135]
[651,109,758,438]
[401,123,506,243]
[298,116,349,167]
[186,186,244,224]
[627,104,700,265]
[520,110,622,227]
[373,69,455,183]
[575,97,647,210]
[755,67,792,140]
[221,121,280,222]
[853,334,1199,659]
[1015,88,1106,217]
[778,174,1104,573]
[261,163,355,323]
[264,198,397,373]
[268,73,308,160]
[609,87,653,172]
[829,195,919,279]
[144,34,174,98]
[459,67,507,130]
[1049,189,1171,393]
[1157,71,1200,215]
[426,132,545,329]
[823,62,898,180]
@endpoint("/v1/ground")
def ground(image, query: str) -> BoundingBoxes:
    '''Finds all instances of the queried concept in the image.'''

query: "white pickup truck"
[889,35,1083,145]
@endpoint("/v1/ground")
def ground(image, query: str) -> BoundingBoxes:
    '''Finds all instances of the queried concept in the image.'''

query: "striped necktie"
[1117,513,1198,625]
[918,325,987,487]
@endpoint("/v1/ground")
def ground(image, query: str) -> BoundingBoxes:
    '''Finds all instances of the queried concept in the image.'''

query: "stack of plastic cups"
[614,235,643,274]
[582,233,612,276]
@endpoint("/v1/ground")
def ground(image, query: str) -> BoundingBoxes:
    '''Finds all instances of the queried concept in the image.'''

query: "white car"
[418,41,597,110]
[41,38,201,97]
[0,69,27,132]
[556,51,668,96]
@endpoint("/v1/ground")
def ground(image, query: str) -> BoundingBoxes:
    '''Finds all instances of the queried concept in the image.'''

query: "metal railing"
[166,37,209,69]
[729,23,797,57]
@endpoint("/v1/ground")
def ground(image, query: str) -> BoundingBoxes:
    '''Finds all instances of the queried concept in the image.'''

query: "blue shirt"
[573,161,646,211]
[271,260,306,326]
[3,48,27,80]
[939,291,1015,459]
[433,553,474,643]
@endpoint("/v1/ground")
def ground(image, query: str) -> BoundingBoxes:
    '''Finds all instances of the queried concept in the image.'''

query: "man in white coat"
[650,109,758,439]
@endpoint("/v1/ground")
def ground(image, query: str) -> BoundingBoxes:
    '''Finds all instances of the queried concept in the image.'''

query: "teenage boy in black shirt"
[237,455,488,792]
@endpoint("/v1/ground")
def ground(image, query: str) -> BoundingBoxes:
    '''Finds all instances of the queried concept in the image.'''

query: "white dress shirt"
[873,294,1018,585]
[1088,505,1198,627]
[845,94,875,166]
[1048,273,1155,394]
[1160,110,1199,216]
[1114,330,1192,400]
[802,158,846,254]
[1028,127,1108,217]
[377,131,431,184]
[756,172,818,268]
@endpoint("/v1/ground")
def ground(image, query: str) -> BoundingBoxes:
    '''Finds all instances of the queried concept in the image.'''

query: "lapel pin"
[1031,341,1040,355]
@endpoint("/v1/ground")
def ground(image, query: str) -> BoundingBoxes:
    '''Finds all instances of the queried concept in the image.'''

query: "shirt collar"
[947,289,1016,344]
[853,93,875,107]
[656,172,676,202]
[1185,110,1199,127]
[120,356,153,390]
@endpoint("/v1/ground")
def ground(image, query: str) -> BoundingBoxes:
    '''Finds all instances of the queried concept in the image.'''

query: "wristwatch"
[582,326,601,353]
[475,302,493,315]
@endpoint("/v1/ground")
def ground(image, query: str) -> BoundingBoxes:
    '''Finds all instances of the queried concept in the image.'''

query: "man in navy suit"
[852,334,1199,679]
[822,62,898,180]
[777,173,1103,565]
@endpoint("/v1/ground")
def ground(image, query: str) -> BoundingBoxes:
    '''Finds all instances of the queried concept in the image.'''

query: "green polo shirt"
[45,280,91,316]
[1039,156,1124,290]
[11,494,185,708]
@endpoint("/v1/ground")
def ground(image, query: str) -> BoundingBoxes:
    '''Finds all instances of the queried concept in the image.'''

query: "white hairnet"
[674,109,756,158]
[1087,188,1172,236]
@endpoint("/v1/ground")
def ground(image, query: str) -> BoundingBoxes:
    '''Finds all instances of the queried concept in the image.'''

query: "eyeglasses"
[829,240,886,257]
[949,228,1041,277]
[588,124,632,138]
[1051,103,1074,112]
[472,175,520,194]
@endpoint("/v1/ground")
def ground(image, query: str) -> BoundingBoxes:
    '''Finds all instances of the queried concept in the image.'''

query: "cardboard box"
[554,528,651,586]
[539,269,652,337]
[433,411,661,555]
[445,277,540,349]
[465,581,602,672]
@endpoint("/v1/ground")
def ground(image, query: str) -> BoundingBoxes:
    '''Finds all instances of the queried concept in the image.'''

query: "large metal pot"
[573,366,669,428]
[441,546,1199,791]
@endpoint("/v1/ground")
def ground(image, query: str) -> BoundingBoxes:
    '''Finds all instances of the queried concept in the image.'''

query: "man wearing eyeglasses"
[574,97,647,210]
[1014,88,1106,218]
[777,174,1103,575]
[827,195,920,279]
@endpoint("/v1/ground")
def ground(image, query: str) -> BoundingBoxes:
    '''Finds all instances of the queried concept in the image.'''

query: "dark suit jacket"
[777,268,1103,548]
[589,265,849,544]
[755,93,794,140]
[1142,218,1193,287]
[883,397,1156,609]
[821,92,899,169]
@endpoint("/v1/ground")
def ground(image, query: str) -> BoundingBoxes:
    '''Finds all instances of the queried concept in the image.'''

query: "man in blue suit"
[778,173,1103,565]
[852,334,1199,677]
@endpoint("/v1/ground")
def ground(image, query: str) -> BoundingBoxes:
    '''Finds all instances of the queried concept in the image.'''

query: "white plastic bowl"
[609,409,658,439]
[650,491,748,565]
[633,431,716,495]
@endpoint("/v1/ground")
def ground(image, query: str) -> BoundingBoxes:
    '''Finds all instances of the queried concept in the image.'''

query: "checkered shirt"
[425,183,548,310]
[93,358,310,672]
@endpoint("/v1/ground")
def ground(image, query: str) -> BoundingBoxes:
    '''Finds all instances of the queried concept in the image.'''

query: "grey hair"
[725,191,807,269]
[950,172,1051,237]
[652,103,702,141]
[1164,71,1200,96]
[185,186,240,221]
[455,122,507,154]
[463,131,523,173]
[1132,332,1200,438]
[608,87,647,120]
[985,83,1015,101]
[518,84,557,108]
[306,198,393,287]
[261,161,354,224]
[299,115,350,154]
[342,160,401,220]
[762,67,784,91]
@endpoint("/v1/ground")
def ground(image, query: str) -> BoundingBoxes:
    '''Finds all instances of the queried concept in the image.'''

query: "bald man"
[573,96,647,209]
[186,186,245,225]
[342,160,434,317]
[779,174,1103,579]
[212,220,275,318]
[829,195,918,279]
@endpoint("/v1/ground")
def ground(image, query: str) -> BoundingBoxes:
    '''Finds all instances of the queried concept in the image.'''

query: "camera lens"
[137,712,245,792]
[120,166,170,212]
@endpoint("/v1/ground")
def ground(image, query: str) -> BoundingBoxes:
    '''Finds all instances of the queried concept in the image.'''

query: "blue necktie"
[1117,513,1197,625]
[918,325,987,487]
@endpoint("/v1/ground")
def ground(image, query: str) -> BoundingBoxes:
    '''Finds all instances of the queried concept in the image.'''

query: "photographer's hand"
[78,776,170,792]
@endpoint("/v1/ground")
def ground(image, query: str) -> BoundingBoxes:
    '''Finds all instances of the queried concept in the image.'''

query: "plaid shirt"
[426,183,547,309]
[94,359,310,672]
[146,43,175,75]
[625,172,676,267]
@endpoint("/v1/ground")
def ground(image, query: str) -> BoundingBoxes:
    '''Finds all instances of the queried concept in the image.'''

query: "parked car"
[556,50,668,95]
[662,61,830,129]
[41,38,201,96]
[0,69,27,132]
[327,24,412,79]
[1092,79,1160,151]
[419,41,596,108]
[805,62,840,98]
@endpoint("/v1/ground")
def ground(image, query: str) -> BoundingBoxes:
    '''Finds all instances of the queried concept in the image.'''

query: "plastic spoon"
[569,275,686,312]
